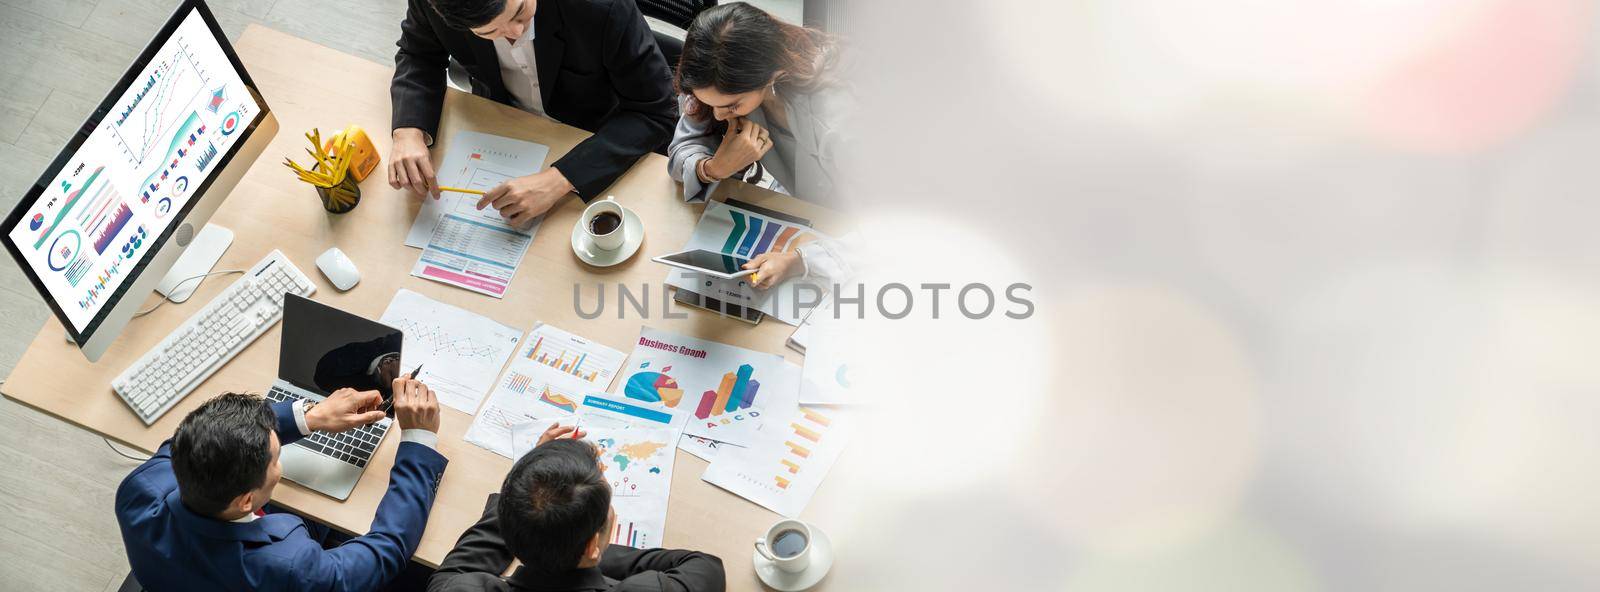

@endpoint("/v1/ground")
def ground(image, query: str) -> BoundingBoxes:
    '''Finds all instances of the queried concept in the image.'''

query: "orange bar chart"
[791,423,822,442]
[784,441,812,458]
[800,408,832,427]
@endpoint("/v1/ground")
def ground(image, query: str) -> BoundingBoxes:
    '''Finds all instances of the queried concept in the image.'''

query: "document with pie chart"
[618,326,801,450]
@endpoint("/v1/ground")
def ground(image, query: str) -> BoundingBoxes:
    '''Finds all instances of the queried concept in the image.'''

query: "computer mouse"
[315,247,360,291]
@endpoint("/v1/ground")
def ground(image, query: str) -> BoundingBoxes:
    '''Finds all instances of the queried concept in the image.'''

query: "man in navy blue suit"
[116,378,448,592]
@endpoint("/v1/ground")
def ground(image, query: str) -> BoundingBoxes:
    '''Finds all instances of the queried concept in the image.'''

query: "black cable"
[103,438,150,462]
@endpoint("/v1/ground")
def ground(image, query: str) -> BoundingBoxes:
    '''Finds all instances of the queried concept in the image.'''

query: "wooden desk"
[0,25,840,590]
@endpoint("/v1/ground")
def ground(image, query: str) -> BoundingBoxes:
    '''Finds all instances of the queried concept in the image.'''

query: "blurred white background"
[814,0,1600,589]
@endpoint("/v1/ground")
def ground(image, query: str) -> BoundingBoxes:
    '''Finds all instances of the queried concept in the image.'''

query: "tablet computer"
[653,248,756,280]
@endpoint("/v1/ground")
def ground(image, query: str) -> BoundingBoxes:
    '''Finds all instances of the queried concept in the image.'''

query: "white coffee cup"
[755,519,812,574]
[579,196,628,251]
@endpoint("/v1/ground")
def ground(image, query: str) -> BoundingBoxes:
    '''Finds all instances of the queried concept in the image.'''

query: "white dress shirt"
[493,26,544,117]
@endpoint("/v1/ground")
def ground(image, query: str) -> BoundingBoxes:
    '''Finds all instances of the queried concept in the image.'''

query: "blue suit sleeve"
[275,441,449,592]
[115,440,177,518]
[270,401,306,446]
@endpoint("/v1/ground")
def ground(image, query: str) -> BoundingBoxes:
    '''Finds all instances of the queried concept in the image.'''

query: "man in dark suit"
[115,380,447,592]
[390,0,677,227]
[428,425,725,592]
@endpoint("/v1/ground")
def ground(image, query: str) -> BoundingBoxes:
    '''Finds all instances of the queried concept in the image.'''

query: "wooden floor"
[0,0,800,589]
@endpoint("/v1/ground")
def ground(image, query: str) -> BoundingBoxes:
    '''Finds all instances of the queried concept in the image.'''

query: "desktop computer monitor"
[1,0,278,362]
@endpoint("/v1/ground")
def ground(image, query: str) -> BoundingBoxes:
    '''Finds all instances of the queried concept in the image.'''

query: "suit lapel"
[465,35,504,97]
[533,0,566,109]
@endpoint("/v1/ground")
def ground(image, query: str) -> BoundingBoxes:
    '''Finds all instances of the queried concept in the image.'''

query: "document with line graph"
[379,289,523,413]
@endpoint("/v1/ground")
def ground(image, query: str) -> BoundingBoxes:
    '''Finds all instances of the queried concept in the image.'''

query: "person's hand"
[388,127,439,199]
[742,251,802,289]
[477,168,575,228]
[704,117,770,180]
[391,377,440,433]
[306,388,386,432]
[538,423,587,447]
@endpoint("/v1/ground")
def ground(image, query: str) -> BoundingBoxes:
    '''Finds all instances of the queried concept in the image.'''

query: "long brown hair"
[674,2,838,122]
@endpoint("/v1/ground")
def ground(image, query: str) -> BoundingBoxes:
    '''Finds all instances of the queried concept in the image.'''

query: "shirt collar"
[507,565,610,591]
[496,24,536,47]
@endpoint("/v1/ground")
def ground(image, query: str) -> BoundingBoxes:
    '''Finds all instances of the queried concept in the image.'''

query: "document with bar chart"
[521,322,627,389]
[465,322,628,458]
[590,425,679,550]
[702,405,853,518]
[663,200,831,325]
[619,327,801,450]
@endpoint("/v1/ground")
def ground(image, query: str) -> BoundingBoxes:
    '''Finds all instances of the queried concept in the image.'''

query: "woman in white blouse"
[665,2,855,288]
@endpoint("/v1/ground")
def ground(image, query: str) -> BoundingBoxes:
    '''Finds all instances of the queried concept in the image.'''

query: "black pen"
[382,364,425,415]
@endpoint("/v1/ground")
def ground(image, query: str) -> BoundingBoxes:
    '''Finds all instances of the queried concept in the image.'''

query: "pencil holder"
[315,173,361,213]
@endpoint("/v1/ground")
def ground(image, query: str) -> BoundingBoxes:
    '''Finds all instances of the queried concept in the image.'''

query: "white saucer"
[753,528,833,591]
[570,207,644,267]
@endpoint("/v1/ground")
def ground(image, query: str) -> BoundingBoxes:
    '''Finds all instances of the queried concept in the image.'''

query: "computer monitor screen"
[2,3,263,338]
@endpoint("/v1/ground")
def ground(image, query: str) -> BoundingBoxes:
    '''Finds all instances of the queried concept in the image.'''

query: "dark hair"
[676,2,837,121]
[428,0,508,30]
[171,393,277,517]
[499,438,612,574]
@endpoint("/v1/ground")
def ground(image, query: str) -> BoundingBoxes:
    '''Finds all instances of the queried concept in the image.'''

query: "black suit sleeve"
[392,0,452,144]
[428,494,515,592]
[550,0,677,199]
[600,545,726,592]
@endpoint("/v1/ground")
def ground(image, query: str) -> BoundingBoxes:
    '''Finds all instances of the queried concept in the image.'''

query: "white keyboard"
[112,250,316,424]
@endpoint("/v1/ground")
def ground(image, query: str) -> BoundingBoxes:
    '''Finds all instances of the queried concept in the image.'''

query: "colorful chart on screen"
[4,8,259,332]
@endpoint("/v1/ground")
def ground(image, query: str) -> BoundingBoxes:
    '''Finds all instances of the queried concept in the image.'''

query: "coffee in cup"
[578,197,628,251]
[589,211,622,235]
[755,519,813,573]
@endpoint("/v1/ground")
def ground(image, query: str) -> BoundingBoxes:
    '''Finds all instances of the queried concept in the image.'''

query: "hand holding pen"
[380,364,423,416]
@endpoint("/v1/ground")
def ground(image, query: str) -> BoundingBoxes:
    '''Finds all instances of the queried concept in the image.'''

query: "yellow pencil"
[439,186,486,195]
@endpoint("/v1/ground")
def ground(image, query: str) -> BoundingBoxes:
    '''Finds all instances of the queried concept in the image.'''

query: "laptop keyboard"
[265,386,387,468]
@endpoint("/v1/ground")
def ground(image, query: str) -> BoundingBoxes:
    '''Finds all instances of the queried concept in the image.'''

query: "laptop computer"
[265,294,403,500]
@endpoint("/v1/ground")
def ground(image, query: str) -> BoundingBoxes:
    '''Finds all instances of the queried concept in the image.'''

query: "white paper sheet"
[405,131,550,248]
[465,323,631,459]
[702,405,853,518]
[615,326,800,449]
[408,133,548,297]
[379,289,522,414]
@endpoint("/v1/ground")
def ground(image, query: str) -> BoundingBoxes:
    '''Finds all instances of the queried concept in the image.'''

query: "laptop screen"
[280,294,403,401]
